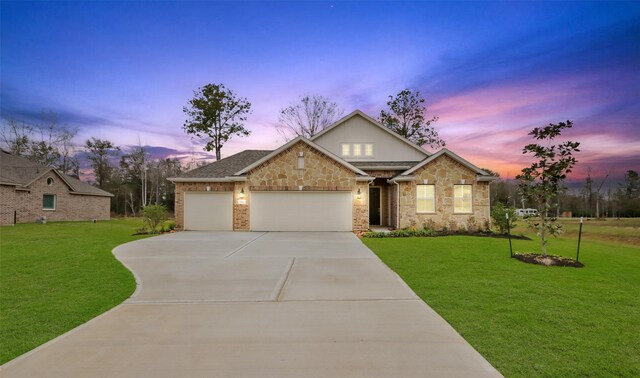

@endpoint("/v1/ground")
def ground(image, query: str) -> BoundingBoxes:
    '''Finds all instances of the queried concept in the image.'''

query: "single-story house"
[169,110,497,232]
[0,149,113,225]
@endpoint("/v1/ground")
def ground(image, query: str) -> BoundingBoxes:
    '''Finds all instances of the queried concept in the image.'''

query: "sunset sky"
[1,1,639,182]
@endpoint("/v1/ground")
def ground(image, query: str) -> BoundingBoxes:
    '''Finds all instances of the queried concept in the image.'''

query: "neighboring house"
[0,150,113,225]
[169,110,497,232]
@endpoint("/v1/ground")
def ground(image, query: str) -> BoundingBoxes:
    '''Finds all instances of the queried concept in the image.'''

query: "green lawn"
[363,232,640,377]
[0,218,150,364]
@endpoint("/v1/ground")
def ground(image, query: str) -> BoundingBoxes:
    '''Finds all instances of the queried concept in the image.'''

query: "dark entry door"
[369,187,381,225]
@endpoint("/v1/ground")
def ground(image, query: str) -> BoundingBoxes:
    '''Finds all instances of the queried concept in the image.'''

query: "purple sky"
[1,2,639,182]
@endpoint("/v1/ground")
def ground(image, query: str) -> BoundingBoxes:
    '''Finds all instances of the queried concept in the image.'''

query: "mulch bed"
[513,252,584,268]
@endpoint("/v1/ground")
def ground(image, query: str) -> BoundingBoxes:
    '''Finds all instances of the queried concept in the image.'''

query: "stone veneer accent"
[1,173,110,225]
[174,141,371,231]
[397,155,490,231]
[245,141,368,231]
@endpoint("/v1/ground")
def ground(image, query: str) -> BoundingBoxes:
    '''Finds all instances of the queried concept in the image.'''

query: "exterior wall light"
[239,187,245,199]
[206,186,211,192]
[356,188,362,200]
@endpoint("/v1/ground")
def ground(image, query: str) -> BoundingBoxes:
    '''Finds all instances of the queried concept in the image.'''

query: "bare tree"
[0,119,33,155]
[275,95,343,141]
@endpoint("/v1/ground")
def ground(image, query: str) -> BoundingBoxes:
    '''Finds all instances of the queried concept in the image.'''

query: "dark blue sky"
[2,1,639,179]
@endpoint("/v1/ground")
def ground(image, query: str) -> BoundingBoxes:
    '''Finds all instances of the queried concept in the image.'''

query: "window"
[352,144,362,156]
[416,185,435,213]
[454,185,472,213]
[43,194,56,210]
[341,144,350,156]
[365,144,374,157]
[46,177,54,186]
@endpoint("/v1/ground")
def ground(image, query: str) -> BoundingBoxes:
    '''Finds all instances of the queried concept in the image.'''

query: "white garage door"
[184,192,233,231]
[250,192,352,231]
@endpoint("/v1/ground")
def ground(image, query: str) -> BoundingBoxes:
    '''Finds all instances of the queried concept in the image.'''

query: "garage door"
[184,192,233,231]
[250,192,352,231]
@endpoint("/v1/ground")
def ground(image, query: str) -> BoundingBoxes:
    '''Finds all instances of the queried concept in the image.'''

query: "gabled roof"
[0,150,113,197]
[235,136,370,177]
[399,148,492,177]
[309,109,431,157]
[169,150,273,182]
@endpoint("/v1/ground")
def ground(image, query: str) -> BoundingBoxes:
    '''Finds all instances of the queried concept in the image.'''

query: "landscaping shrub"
[491,202,517,234]
[142,204,168,233]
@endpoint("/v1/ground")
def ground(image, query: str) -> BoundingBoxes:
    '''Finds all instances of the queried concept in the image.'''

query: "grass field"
[0,218,150,364]
[363,220,640,377]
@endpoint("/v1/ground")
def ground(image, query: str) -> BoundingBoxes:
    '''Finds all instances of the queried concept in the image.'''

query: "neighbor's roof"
[171,150,273,180]
[0,150,114,197]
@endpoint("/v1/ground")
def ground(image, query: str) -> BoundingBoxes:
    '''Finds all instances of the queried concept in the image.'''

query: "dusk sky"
[1,1,639,181]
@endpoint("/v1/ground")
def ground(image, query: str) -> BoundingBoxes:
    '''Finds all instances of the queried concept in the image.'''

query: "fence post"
[506,213,513,258]
[576,217,583,262]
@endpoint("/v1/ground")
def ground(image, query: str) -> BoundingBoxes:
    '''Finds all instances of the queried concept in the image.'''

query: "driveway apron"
[1,232,502,377]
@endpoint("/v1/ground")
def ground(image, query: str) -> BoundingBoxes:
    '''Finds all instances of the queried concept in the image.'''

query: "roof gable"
[310,110,430,158]
[399,149,491,177]
[235,136,369,176]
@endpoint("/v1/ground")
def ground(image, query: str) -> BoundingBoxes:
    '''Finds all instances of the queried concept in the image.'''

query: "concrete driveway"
[2,232,502,377]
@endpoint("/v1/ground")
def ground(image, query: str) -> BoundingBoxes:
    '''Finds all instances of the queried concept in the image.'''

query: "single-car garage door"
[250,192,352,231]
[184,192,233,231]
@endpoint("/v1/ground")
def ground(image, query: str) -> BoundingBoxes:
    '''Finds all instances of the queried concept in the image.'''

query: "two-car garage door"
[250,192,352,231]
[183,191,352,231]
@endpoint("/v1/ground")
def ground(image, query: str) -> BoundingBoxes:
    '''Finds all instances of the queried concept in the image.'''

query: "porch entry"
[369,187,381,225]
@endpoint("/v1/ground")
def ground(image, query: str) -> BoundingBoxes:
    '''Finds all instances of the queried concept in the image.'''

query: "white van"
[516,208,538,217]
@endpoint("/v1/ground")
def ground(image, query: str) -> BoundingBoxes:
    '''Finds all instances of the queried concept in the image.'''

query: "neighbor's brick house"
[169,110,497,232]
[0,150,113,225]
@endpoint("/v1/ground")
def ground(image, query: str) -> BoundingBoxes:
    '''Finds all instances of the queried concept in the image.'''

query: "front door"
[369,187,381,225]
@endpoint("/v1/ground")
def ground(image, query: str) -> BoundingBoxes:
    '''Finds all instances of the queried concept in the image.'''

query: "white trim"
[387,176,415,183]
[400,148,490,176]
[235,136,369,176]
[310,110,430,157]
[356,176,376,182]
[356,165,413,170]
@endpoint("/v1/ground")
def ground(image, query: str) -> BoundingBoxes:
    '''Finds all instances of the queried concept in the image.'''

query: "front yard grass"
[363,232,640,377]
[0,218,151,364]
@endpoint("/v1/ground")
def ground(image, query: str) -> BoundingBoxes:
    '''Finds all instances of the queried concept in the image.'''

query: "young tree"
[275,94,343,140]
[516,120,580,256]
[85,138,120,189]
[183,83,252,160]
[379,89,444,148]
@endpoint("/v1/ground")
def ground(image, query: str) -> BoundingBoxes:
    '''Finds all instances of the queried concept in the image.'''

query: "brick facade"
[396,155,491,231]
[0,173,110,225]
[173,181,234,230]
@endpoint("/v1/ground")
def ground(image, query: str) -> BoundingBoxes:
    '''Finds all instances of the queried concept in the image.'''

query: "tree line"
[489,170,640,218]
[1,114,183,215]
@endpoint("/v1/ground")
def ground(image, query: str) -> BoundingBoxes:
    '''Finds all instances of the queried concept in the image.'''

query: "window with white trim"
[453,185,472,213]
[341,144,350,156]
[365,143,373,157]
[43,194,56,210]
[352,144,362,156]
[416,185,435,213]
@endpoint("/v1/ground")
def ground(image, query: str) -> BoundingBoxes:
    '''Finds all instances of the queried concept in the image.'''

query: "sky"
[1,1,639,183]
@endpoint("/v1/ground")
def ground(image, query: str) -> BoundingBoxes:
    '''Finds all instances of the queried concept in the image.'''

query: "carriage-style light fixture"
[356,188,362,200]
[239,187,245,199]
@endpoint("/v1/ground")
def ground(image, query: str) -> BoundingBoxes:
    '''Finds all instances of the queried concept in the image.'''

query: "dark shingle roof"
[0,150,113,197]
[176,150,273,179]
